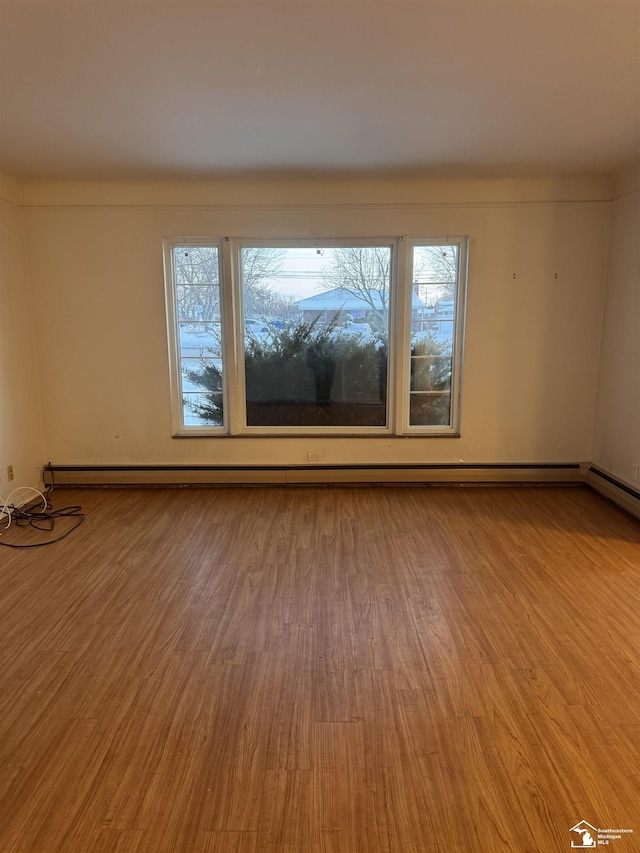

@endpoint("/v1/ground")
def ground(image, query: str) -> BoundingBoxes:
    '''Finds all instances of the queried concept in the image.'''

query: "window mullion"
[163,241,183,435]
[221,238,244,435]
[449,238,468,434]
[392,237,411,434]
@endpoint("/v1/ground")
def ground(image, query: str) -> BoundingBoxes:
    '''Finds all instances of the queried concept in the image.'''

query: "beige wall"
[593,168,640,487]
[0,177,45,490]
[22,176,611,468]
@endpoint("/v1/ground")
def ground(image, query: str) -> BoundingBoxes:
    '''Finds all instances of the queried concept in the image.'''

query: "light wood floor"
[0,485,638,852]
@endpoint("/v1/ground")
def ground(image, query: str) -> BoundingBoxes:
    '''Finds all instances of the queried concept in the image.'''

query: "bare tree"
[241,247,285,290]
[413,245,458,303]
[241,247,286,317]
[175,246,286,322]
[320,247,391,328]
[174,246,220,321]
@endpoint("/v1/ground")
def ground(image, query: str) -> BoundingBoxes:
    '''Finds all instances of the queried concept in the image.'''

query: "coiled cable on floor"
[0,476,85,549]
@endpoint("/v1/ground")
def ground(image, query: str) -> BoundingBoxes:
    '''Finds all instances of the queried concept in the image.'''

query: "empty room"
[0,1,639,851]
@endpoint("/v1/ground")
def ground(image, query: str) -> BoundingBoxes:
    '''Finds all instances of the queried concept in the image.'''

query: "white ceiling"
[0,0,638,180]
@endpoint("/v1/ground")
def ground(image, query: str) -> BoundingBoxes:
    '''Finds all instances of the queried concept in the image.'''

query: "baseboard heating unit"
[46,462,584,488]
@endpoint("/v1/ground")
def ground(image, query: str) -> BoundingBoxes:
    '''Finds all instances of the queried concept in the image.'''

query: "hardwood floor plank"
[199,831,258,853]
[0,485,638,851]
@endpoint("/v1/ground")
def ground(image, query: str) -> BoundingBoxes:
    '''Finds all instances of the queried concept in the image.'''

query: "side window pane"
[173,246,224,427]
[241,246,391,428]
[410,245,459,427]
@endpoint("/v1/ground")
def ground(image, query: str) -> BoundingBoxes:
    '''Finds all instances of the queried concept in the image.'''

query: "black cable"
[0,476,85,548]
[43,461,55,493]
[0,515,85,548]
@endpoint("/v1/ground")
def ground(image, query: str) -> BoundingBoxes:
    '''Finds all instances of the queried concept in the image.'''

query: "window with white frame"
[164,237,466,435]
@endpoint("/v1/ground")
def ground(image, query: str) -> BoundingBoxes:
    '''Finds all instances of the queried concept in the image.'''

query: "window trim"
[164,235,467,437]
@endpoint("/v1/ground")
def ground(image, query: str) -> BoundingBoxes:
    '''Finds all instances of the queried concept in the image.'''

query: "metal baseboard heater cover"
[586,465,640,521]
[47,463,583,487]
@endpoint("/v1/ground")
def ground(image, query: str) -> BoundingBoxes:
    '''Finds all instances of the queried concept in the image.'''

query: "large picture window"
[164,237,466,436]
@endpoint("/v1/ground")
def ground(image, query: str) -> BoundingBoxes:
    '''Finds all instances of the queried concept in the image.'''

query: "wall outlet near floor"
[634,464,640,482]
[6,464,14,482]
[307,451,323,462]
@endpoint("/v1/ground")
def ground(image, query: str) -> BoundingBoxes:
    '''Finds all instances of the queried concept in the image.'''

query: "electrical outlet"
[307,451,323,462]
[7,465,14,482]
[634,464,640,482]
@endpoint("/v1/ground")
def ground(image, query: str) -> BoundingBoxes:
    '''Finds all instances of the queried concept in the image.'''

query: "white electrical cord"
[0,487,47,530]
